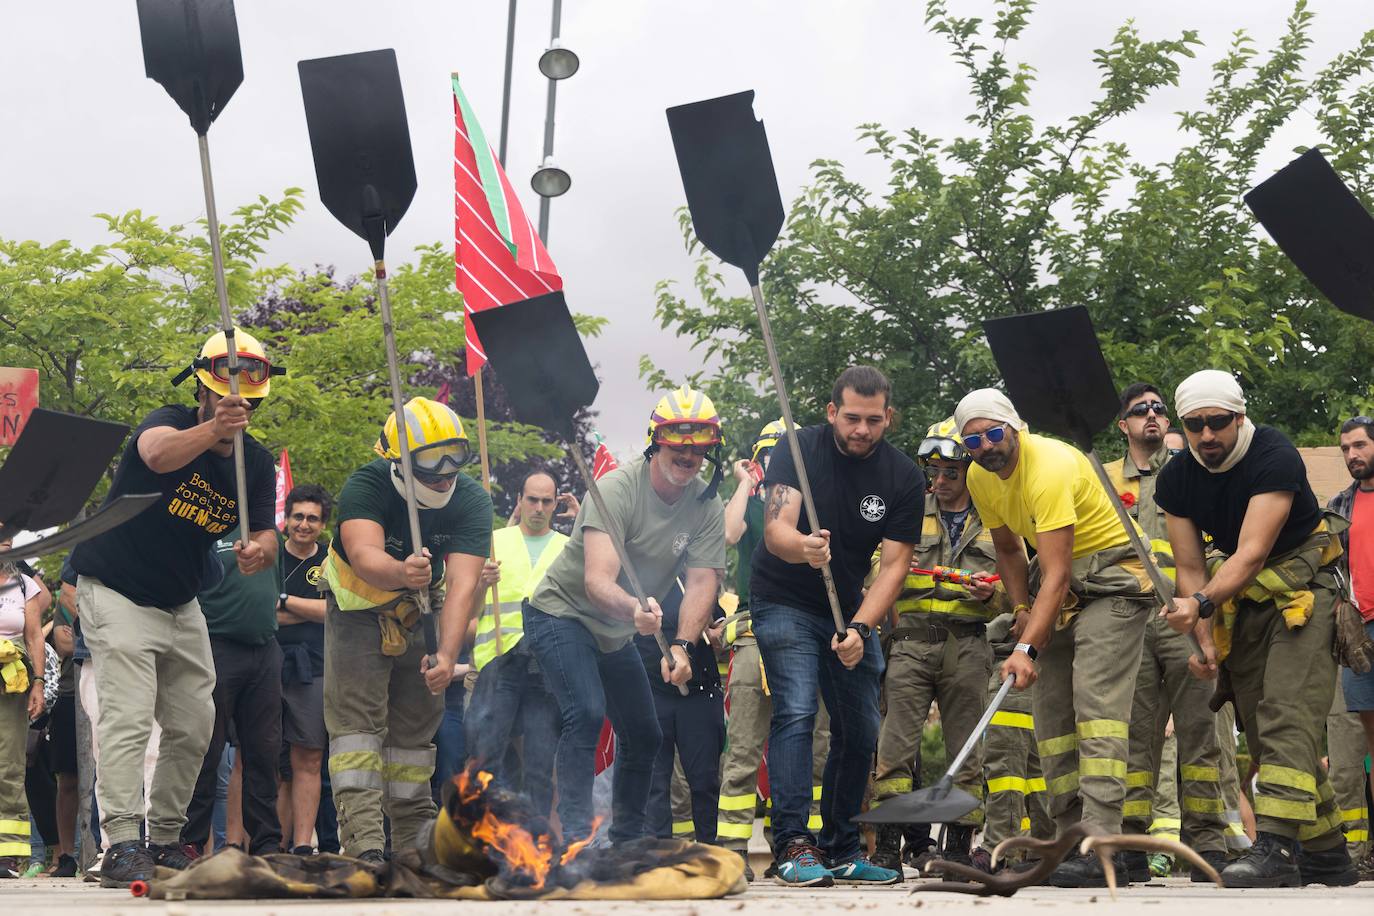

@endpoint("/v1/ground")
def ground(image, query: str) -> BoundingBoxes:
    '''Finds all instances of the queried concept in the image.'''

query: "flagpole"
[473,368,501,656]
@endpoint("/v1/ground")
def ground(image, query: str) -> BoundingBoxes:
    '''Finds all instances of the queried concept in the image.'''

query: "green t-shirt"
[333,459,493,587]
[525,531,556,567]
[531,456,726,652]
[735,492,765,609]
[198,526,284,645]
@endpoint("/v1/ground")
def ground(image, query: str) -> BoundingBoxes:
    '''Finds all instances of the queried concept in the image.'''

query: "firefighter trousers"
[1328,674,1370,860]
[981,664,1052,850]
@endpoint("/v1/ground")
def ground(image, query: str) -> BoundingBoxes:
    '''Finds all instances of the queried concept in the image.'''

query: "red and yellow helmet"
[645,386,723,449]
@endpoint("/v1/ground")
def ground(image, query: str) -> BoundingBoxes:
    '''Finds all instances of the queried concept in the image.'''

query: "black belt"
[889,619,986,643]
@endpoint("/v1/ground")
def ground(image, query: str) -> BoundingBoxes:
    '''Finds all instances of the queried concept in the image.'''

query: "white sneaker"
[82,852,104,884]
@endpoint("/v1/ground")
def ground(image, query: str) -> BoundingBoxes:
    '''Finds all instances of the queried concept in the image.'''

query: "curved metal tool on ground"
[667,91,846,637]
[298,49,437,668]
[0,409,159,561]
[855,674,1016,826]
[469,292,688,694]
[982,306,1207,664]
[136,0,254,533]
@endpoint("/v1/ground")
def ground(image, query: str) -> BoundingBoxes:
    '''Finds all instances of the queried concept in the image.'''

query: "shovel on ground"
[469,292,688,694]
[0,409,158,560]
[298,49,438,667]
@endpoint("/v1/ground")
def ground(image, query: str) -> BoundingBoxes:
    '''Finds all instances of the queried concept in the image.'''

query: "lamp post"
[532,0,578,243]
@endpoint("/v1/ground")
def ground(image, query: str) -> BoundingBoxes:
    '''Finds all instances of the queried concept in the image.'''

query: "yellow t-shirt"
[967,432,1131,558]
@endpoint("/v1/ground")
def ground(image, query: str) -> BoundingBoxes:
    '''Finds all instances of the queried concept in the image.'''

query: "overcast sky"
[0,0,1365,458]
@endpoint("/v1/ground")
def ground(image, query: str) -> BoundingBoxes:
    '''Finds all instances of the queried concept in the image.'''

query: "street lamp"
[531,156,571,198]
[533,0,575,243]
[538,39,579,81]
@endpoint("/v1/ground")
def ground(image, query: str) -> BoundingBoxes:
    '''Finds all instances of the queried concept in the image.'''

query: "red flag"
[434,380,452,406]
[452,75,562,375]
[274,449,294,531]
[591,431,618,481]
[590,430,620,775]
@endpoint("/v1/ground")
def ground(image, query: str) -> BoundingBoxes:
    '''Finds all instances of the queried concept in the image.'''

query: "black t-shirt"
[750,425,924,619]
[634,580,724,695]
[1154,424,1321,558]
[71,405,276,609]
[278,537,328,677]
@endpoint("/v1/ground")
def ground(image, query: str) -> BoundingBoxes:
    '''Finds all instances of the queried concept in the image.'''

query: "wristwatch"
[670,638,694,652]
[1192,592,1216,620]
[848,621,873,640]
[279,592,288,613]
[1014,642,1038,661]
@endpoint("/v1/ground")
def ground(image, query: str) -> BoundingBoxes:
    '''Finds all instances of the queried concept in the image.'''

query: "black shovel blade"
[0,494,160,561]
[667,91,784,286]
[1245,148,1374,323]
[467,292,599,441]
[299,49,417,262]
[853,777,979,825]
[136,0,243,135]
[982,307,1118,451]
[0,409,132,534]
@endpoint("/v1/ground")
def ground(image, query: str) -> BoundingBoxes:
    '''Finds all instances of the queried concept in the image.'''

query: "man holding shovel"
[1154,370,1354,888]
[751,366,923,887]
[955,388,1154,888]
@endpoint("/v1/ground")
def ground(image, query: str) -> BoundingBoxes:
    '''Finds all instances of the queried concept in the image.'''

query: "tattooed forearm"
[766,484,791,521]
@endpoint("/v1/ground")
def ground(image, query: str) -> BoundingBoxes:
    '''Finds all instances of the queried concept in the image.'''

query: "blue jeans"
[523,603,662,843]
[464,642,559,818]
[752,599,883,863]
[431,681,466,803]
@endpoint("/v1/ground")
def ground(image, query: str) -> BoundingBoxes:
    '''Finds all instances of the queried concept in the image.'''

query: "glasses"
[412,467,460,486]
[202,353,274,386]
[1125,401,1167,419]
[961,424,1009,451]
[928,467,962,481]
[1181,412,1238,434]
[917,436,964,461]
[289,512,322,524]
[655,421,721,449]
[412,440,472,474]
[661,441,712,456]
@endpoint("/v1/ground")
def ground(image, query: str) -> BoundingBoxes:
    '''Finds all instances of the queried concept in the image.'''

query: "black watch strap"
[1193,592,1215,620]
[670,638,694,651]
[848,622,872,640]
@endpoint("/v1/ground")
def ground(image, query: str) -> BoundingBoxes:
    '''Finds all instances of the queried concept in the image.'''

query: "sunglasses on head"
[961,424,1009,451]
[1181,412,1238,434]
[1125,401,1167,419]
[928,467,962,481]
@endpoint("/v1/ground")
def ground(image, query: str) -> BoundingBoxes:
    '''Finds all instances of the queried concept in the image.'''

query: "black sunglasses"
[1125,401,1167,419]
[1181,412,1238,434]
[928,467,963,481]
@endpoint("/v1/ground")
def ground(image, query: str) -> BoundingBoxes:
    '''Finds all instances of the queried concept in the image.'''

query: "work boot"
[902,837,938,872]
[51,853,79,878]
[100,841,155,889]
[0,857,19,879]
[1122,850,1151,883]
[1298,843,1358,887]
[1188,849,1228,883]
[1219,832,1300,888]
[735,849,755,882]
[930,824,981,879]
[1352,852,1374,883]
[870,825,903,873]
[357,849,388,866]
[1046,852,1128,888]
[148,843,196,870]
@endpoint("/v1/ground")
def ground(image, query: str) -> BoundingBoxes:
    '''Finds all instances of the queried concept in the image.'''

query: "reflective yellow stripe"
[1080,758,1127,779]
[990,711,1034,730]
[1122,800,1153,817]
[1253,794,1316,821]
[0,819,30,836]
[1181,764,1220,782]
[1348,830,1370,842]
[1298,809,1342,841]
[1019,817,1031,832]
[716,822,754,839]
[873,778,912,797]
[718,794,757,812]
[1257,764,1316,794]
[672,821,695,836]
[813,785,823,801]
[987,776,1028,794]
[1038,734,1078,757]
[1183,796,1226,814]
[1076,719,1128,740]
[382,762,432,785]
[1150,817,1181,830]
[1341,806,1368,822]
[0,842,30,856]
[1027,777,1047,793]
[1124,770,1154,788]
[1048,772,1080,795]
[807,815,823,830]
[323,545,404,610]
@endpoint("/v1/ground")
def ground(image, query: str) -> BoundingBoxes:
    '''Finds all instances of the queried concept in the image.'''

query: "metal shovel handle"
[945,675,1016,782]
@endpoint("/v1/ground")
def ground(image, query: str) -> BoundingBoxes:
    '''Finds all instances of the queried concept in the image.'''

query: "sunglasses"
[1125,401,1167,419]
[961,424,1009,451]
[928,467,962,481]
[1181,412,1238,434]
[289,512,322,525]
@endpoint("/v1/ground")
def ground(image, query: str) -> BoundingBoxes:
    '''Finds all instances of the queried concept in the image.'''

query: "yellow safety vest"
[1102,453,1177,577]
[472,527,568,671]
[321,543,407,612]
[891,496,1004,621]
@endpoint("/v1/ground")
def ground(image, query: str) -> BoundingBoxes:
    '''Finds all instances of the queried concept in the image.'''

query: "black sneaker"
[1189,849,1228,883]
[100,841,155,889]
[1122,850,1151,883]
[902,837,938,872]
[51,853,78,878]
[1220,832,1300,888]
[0,856,20,879]
[1298,844,1358,887]
[1046,852,1128,888]
[290,845,316,857]
[148,843,196,870]
[870,825,902,873]
[735,849,755,882]
[357,849,387,866]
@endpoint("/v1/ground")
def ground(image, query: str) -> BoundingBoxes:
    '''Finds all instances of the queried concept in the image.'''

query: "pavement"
[8,874,1374,915]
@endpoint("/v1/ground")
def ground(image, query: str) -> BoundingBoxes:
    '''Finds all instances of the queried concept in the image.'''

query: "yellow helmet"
[645,386,723,448]
[375,397,472,477]
[752,418,786,464]
[917,417,968,463]
[174,327,283,398]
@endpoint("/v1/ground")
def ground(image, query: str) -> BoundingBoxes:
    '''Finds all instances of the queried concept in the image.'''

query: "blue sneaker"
[829,854,903,885]
[773,840,835,887]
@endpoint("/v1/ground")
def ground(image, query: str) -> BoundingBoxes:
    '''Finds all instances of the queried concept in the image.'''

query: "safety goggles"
[655,421,721,448]
[1181,412,1238,434]
[927,466,962,481]
[917,436,964,462]
[199,352,277,386]
[961,424,1009,451]
[1124,400,1167,419]
[660,441,713,457]
[412,440,472,475]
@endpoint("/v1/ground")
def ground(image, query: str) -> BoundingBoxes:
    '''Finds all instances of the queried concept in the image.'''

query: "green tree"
[646,0,1374,464]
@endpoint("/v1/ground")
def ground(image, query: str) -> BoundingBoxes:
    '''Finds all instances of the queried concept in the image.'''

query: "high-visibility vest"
[322,543,406,612]
[1102,453,1177,577]
[472,526,568,671]
[890,496,1003,621]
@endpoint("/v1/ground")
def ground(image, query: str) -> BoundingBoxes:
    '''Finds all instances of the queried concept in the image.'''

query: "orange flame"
[559,816,604,866]
[454,768,559,890]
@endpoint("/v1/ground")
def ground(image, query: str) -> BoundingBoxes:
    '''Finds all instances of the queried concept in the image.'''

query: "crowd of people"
[2,329,1372,893]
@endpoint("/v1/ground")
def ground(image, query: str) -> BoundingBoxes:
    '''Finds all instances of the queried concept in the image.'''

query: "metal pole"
[567,445,688,696]
[498,0,517,167]
[536,0,563,243]
[474,371,502,655]
[748,283,847,635]
[196,134,251,534]
[945,676,1014,782]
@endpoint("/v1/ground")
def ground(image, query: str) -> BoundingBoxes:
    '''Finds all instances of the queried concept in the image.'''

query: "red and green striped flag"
[452,74,562,375]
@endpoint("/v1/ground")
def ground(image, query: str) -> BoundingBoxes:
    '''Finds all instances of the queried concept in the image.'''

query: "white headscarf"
[1173,369,1254,474]
[390,463,456,510]
[954,388,1027,436]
